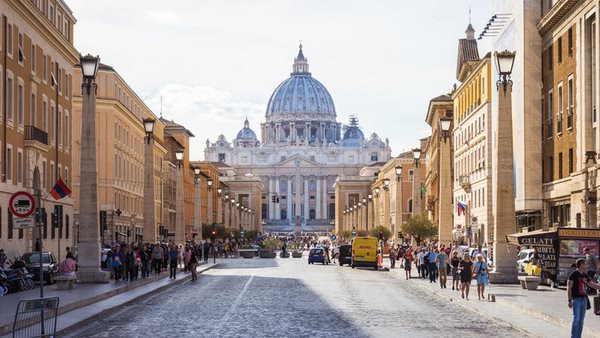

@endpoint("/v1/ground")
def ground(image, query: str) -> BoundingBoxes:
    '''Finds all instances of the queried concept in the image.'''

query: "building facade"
[72,64,166,246]
[205,45,391,232]
[0,0,77,259]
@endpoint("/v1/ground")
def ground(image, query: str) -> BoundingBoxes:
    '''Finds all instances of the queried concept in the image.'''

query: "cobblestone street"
[63,258,522,338]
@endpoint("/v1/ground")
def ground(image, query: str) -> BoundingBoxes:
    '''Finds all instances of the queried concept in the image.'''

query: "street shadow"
[211,258,280,269]
[62,274,370,338]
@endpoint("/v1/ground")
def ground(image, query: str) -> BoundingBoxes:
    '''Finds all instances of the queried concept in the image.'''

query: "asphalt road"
[63,256,523,338]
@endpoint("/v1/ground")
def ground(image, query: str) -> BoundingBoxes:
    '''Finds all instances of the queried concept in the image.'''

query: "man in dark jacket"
[169,244,179,279]
[124,246,136,282]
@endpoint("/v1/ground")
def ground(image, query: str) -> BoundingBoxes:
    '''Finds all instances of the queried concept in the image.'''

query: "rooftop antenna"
[160,95,163,118]
[468,5,472,25]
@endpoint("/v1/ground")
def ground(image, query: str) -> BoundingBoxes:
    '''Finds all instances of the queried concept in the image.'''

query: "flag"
[457,200,467,216]
[50,177,71,200]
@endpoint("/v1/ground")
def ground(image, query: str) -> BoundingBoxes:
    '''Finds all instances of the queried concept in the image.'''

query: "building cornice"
[537,0,581,36]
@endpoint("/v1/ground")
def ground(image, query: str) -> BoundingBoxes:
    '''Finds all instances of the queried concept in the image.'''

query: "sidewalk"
[388,265,600,338]
[0,262,217,337]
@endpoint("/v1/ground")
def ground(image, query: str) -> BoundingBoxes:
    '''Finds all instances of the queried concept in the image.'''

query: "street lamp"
[77,53,110,282]
[495,50,516,92]
[175,149,184,168]
[207,178,213,190]
[395,165,403,182]
[374,188,380,196]
[439,118,452,143]
[490,49,517,283]
[217,188,222,195]
[175,148,185,243]
[383,178,391,190]
[143,116,157,242]
[194,168,201,184]
[412,148,422,168]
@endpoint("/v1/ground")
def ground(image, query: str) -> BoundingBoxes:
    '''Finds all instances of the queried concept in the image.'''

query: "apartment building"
[0,0,77,259]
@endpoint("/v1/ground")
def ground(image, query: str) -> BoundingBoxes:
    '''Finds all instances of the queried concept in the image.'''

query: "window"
[558,152,563,179]
[31,43,36,74]
[42,54,47,83]
[549,155,554,181]
[30,93,36,127]
[548,44,553,70]
[567,77,573,129]
[17,33,24,64]
[50,103,55,144]
[6,147,12,181]
[557,84,563,133]
[64,112,69,150]
[569,148,574,174]
[568,27,573,57]
[7,24,13,56]
[17,81,24,126]
[409,169,414,181]
[42,97,48,131]
[17,151,22,184]
[57,66,62,95]
[547,90,554,137]
[58,108,62,147]
[65,214,69,239]
[371,153,378,161]
[7,76,13,121]
[8,209,13,239]
[557,37,562,64]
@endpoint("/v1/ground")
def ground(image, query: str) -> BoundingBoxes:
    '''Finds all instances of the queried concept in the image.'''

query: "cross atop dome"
[292,43,310,75]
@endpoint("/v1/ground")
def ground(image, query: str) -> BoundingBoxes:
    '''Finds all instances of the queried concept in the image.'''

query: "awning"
[506,227,558,246]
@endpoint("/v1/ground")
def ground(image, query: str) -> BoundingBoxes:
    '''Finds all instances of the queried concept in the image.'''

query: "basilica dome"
[266,45,336,120]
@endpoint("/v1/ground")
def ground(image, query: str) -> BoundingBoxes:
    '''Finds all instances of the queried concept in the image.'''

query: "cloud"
[147,10,182,26]
[143,84,264,160]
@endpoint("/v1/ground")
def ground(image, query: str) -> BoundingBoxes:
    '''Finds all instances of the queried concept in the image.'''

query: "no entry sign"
[9,191,36,218]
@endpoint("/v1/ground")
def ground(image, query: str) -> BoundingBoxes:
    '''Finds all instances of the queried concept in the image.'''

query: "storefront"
[507,227,600,284]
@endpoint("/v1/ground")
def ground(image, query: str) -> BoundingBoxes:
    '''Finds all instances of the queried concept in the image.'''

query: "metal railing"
[24,125,48,145]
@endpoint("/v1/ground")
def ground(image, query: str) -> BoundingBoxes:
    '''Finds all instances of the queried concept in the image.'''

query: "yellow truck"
[351,237,379,269]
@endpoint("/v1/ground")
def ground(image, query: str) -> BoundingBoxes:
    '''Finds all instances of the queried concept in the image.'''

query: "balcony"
[459,175,471,193]
[24,125,49,152]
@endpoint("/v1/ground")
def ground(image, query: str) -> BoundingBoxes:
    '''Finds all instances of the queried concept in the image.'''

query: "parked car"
[338,245,352,266]
[517,249,535,272]
[308,248,328,265]
[21,251,59,285]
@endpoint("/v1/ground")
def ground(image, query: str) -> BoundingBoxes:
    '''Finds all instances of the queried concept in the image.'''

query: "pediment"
[275,155,319,168]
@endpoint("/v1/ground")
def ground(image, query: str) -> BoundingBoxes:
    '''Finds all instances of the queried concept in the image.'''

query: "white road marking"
[213,273,255,332]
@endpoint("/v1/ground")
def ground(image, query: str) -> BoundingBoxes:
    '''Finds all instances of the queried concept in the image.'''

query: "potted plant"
[286,241,303,258]
[259,237,279,258]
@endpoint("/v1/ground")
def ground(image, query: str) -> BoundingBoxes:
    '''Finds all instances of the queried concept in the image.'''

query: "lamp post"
[383,178,391,230]
[412,148,422,216]
[193,168,202,242]
[362,197,368,233]
[207,178,214,224]
[373,188,380,227]
[217,188,223,224]
[490,50,517,284]
[143,117,157,243]
[358,202,363,230]
[236,202,241,230]
[230,199,236,231]
[439,117,453,244]
[368,194,374,230]
[394,165,403,242]
[78,54,110,282]
[224,194,230,228]
[175,149,185,244]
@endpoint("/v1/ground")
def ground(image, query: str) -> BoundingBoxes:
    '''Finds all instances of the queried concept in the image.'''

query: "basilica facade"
[204,46,391,231]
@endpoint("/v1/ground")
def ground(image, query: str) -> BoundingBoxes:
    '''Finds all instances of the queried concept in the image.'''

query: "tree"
[402,214,438,243]
[369,225,391,242]
[340,230,352,239]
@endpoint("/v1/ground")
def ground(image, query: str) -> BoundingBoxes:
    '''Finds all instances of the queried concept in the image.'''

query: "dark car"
[338,245,352,266]
[21,252,59,285]
[308,248,328,265]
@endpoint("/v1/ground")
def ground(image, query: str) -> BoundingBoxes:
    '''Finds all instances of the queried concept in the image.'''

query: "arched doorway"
[309,209,316,220]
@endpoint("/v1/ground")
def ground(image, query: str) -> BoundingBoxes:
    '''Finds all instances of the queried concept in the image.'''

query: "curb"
[2,263,217,337]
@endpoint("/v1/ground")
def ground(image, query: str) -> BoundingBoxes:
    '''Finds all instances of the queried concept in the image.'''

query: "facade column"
[224,197,230,227]
[322,177,328,219]
[287,177,293,222]
[275,177,281,219]
[143,132,157,242]
[193,178,201,240]
[207,187,213,224]
[412,166,421,216]
[290,122,295,143]
[276,123,281,143]
[439,136,453,243]
[374,193,380,228]
[216,192,222,224]
[384,188,390,229]
[395,177,403,238]
[315,176,321,219]
[306,122,311,141]
[303,177,309,221]
[175,164,185,244]
[269,178,274,219]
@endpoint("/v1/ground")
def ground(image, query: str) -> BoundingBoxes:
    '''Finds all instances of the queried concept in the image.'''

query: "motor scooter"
[0,268,8,295]
[2,260,35,292]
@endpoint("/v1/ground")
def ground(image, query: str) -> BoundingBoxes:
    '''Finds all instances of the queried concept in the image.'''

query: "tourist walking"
[152,243,163,274]
[389,245,396,269]
[459,253,474,300]
[568,258,600,338]
[417,249,427,279]
[124,246,136,282]
[140,244,150,278]
[436,248,449,289]
[403,250,413,280]
[169,244,178,279]
[189,247,199,281]
[474,254,489,300]
[428,248,438,283]
[585,247,598,294]
[450,251,461,291]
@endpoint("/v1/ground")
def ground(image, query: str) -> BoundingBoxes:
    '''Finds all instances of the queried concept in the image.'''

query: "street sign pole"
[36,189,43,300]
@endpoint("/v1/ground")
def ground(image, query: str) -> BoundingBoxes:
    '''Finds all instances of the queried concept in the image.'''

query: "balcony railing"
[24,125,48,145]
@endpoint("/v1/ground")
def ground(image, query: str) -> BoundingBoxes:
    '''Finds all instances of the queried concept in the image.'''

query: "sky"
[67,0,493,160]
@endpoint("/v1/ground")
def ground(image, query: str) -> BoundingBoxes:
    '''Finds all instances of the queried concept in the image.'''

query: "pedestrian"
[428,249,438,283]
[417,249,426,279]
[169,244,178,279]
[472,244,487,262]
[0,249,7,269]
[474,253,489,300]
[151,243,163,274]
[459,253,474,300]
[203,242,210,262]
[584,247,597,294]
[140,244,149,278]
[183,247,191,272]
[59,252,77,278]
[450,250,461,291]
[282,242,287,257]
[110,251,122,281]
[189,247,199,281]
[403,250,413,280]
[388,245,396,269]
[124,246,135,282]
[568,258,600,338]
[436,248,449,289]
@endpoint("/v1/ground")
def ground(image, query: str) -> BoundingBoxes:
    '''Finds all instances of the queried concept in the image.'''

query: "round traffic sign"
[9,191,36,218]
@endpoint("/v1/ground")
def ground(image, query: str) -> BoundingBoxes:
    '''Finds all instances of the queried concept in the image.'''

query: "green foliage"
[370,225,392,242]
[261,237,281,251]
[356,229,367,237]
[403,214,438,243]
[287,240,304,252]
[201,224,227,239]
[340,230,352,239]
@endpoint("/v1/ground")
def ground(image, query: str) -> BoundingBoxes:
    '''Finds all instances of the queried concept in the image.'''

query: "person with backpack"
[474,253,489,300]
